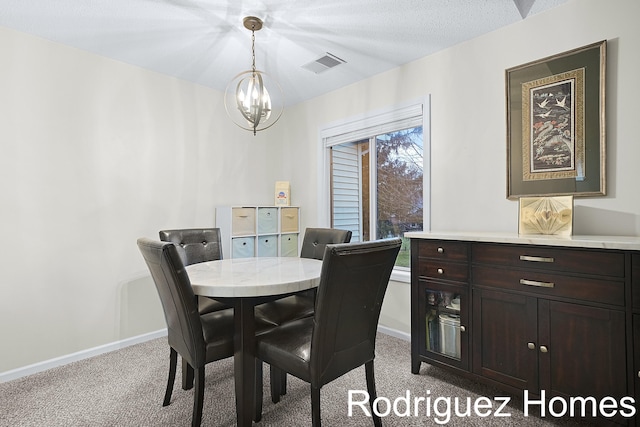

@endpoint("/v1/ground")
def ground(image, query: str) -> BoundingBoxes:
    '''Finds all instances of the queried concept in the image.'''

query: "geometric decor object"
[519,195,573,236]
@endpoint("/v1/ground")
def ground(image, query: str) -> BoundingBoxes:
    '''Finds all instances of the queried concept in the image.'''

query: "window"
[321,101,429,273]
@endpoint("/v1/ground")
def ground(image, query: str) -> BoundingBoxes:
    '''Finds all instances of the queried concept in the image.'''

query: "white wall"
[0,27,281,372]
[2,0,639,374]
[274,0,640,337]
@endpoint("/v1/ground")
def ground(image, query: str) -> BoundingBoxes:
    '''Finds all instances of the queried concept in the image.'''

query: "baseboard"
[2,326,406,383]
[0,329,168,383]
[377,324,410,341]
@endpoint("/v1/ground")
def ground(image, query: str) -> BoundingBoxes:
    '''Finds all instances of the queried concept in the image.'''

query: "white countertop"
[405,231,640,251]
[186,256,323,298]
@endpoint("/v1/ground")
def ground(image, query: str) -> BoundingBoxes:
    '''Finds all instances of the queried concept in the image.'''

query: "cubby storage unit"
[216,206,300,259]
[407,231,640,426]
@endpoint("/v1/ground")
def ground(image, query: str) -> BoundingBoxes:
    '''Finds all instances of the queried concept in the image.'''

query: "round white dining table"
[185,256,322,427]
[186,256,322,298]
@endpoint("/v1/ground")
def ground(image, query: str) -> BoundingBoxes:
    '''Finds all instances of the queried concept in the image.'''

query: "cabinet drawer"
[418,260,468,283]
[472,264,624,306]
[472,243,624,278]
[280,233,299,257]
[231,208,256,235]
[257,207,278,234]
[280,207,299,233]
[418,240,468,262]
[232,237,255,258]
[257,235,278,257]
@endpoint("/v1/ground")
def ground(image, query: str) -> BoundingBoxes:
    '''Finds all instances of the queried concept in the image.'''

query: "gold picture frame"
[506,41,606,199]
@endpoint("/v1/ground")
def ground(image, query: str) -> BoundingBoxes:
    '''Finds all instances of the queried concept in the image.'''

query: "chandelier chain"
[251,29,256,72]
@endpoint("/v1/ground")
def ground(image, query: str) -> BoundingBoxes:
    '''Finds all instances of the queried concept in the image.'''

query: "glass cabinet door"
[421,281,469,370]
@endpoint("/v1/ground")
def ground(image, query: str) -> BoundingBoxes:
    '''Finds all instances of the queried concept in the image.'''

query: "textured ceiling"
[0,0,568,107]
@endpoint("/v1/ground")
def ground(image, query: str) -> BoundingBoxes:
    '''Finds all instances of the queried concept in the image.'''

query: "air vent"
[302,53,346,74]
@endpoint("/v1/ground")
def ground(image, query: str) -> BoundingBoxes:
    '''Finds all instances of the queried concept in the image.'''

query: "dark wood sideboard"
[407,232,640,426]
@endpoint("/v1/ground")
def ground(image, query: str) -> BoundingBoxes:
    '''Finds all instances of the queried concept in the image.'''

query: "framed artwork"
[506,41,606,199]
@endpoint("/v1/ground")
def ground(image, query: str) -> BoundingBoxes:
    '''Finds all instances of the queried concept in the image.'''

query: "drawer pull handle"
[437,247,444,254]
[540,346,548,353]
[437,268,444,274]
[520,278,554,288]
[520,255,554,263]
[460,325,466,332]
[527,342,536,350]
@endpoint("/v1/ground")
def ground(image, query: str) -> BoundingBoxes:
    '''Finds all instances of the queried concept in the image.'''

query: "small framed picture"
[519,196,573,236]
[275,181,290,206]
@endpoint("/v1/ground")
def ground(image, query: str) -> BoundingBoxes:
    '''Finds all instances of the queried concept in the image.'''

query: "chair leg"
[280,369,287,395]
[311,385,321,427]
[192,367,205,427]
[270,365,282,403]
[182,358,194,390]
[365,361,382,427]
[255,359,263,422]
[163,348,177,406]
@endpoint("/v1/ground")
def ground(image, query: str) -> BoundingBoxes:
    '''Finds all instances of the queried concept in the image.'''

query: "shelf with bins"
[216,206,300,259]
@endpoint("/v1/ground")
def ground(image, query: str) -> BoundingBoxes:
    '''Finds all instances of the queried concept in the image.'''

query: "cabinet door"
[539,300,627,401]
[634,315,640,425]
[417,280,469,371]
[633,254,640,310]
[472,288,538,391]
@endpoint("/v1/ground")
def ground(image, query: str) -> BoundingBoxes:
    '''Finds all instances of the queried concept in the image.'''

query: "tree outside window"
[330,126,423,268]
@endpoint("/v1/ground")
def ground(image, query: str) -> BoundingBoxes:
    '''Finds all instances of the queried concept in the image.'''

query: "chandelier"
[224,16,283,136]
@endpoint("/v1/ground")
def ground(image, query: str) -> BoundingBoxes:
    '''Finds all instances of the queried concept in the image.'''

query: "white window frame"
[317,97,431,283]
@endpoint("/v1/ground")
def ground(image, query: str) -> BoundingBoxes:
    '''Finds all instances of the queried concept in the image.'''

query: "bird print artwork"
[535,110,552,119]
[537,98,550,109]
[529,80,575,173]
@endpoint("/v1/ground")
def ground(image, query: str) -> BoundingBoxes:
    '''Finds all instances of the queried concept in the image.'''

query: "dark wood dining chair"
[254,227,352,401]
[254,238,402,426]
[137,237,235,427]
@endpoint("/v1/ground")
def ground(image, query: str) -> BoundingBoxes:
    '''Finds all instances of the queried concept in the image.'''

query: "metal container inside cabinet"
[438,314,460,359]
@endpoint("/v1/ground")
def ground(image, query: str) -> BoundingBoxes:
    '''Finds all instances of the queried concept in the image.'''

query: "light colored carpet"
[0,333,592,426]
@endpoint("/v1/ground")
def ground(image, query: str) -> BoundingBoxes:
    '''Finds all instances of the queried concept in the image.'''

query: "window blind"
[322,103,423,147]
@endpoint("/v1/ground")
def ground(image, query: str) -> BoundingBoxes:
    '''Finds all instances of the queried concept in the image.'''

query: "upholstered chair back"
[159,228,222,266]
[300,228,352,260]
[310,238,401,385]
